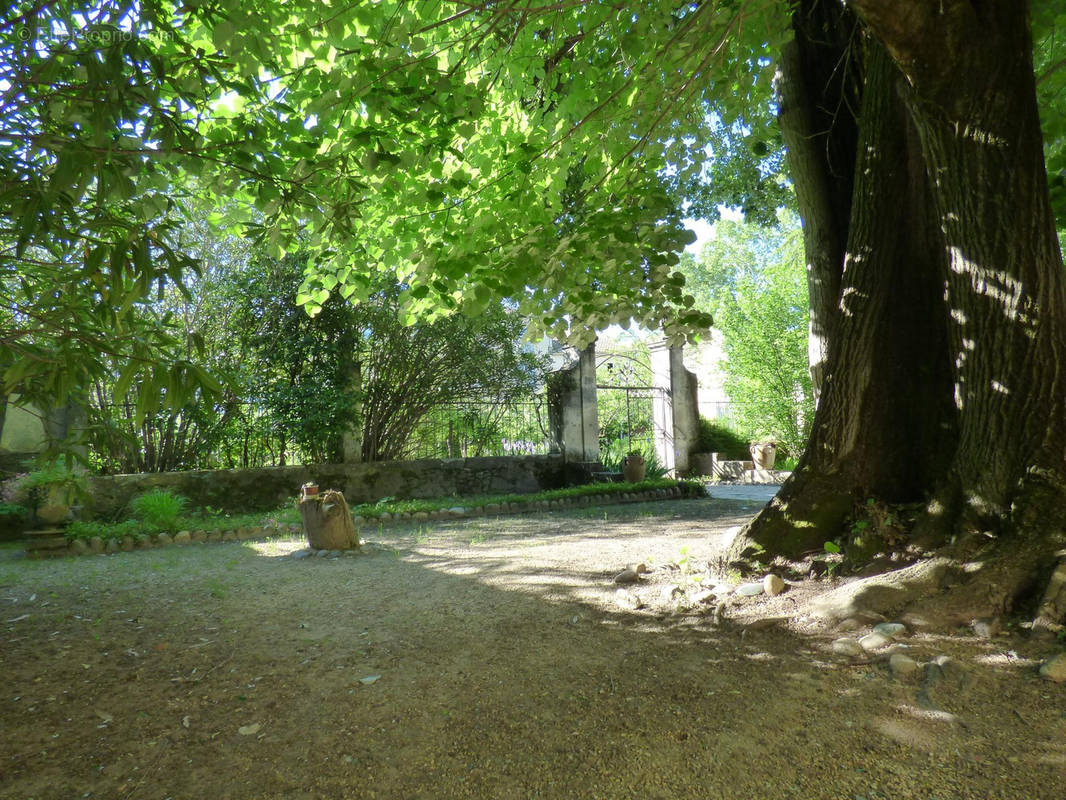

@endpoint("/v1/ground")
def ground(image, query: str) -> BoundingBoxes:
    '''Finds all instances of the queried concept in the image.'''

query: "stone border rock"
[39,484,700,559]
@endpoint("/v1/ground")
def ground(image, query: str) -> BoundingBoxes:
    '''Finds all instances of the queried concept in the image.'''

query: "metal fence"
[597,385,668,467]
[89,395,552,472]
[404,396,551,459]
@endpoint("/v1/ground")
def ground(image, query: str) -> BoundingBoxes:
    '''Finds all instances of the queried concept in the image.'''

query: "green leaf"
[212,21,236,51]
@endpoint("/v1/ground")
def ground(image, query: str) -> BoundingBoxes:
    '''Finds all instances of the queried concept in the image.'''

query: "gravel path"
[1,496,1064,799]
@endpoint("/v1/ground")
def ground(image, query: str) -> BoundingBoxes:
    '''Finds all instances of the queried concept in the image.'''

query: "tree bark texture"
[860,0,1066,537]
[731,33,955,562]
[775,4,863,399]
[299,490,360,551]
[731,2,1066,615]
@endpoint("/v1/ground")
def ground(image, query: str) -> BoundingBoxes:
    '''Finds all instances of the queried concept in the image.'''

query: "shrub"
[128,488,187,531]
[695,418,749,459]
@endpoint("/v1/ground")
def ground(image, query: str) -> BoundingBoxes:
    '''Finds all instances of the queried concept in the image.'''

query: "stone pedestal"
[24,528,68,557]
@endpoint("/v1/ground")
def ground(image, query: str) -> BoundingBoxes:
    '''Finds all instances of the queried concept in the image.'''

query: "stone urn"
[749,442,777,470]
[622,452,646,483]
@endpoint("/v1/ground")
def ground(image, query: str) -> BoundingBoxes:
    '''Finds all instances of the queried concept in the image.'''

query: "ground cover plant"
[59,480,698,542]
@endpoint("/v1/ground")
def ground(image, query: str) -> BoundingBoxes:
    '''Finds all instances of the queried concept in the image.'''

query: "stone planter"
[622,453,646,483]
[690,452,716,476]
[749,443,777,470]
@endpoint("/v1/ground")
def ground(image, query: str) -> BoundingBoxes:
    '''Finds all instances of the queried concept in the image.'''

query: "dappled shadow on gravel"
[1,497,1063,799]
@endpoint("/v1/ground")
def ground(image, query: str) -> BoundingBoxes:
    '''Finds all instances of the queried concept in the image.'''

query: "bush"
[128,488,188,531]
[695,418,749,459]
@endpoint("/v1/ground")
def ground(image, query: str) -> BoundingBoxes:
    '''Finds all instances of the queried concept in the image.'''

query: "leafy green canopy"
[2,1,791,415]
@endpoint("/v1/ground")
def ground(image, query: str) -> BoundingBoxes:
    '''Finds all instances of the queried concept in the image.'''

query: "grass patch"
[54,478,700,543]
[66,505,301,542]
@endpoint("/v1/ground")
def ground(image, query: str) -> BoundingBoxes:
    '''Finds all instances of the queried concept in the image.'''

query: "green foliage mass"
[5,0,1060,448]
[1032,7,1066,234]
[224,255,547,463]
[681,212,813,457]
[695,418,750,460]
[4,0,788,420]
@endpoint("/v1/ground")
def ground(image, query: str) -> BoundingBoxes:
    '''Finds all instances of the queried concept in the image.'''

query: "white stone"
[1039,653,1066,683]
[832,637,864,657]
[763,574,786,596]
[859,631,893,652]
[971,618,1001,638]
[736,582,765,597]
[889,652,919,678]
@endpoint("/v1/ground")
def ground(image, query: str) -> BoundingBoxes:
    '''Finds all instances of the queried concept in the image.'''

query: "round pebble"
[832,637,864,657]
[859,631,893,651]
[1039,653,1066,682]
[889,652,919,678]
[763,574,786,596]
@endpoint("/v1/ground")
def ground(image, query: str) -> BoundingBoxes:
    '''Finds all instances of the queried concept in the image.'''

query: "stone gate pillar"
[649,342,699,475]
[547,342,599,463]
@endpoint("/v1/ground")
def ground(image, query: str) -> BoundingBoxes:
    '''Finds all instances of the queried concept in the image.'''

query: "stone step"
[740,469,793,485]
[712,460,755,479]
[24,529,69,552]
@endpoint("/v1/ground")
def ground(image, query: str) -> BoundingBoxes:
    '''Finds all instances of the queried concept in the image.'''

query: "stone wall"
[84,454,568,517]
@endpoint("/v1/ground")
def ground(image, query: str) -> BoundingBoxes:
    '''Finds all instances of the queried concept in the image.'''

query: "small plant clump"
[67,519,143,541]
[128,489,188,532]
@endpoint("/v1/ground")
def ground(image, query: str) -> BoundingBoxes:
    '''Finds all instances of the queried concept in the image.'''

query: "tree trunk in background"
[732,0,1066,622]
[775,3,862,399]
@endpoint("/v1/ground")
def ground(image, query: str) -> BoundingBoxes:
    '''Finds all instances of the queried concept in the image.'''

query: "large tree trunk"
[731,0,1066,623]
[730,34,955,562]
